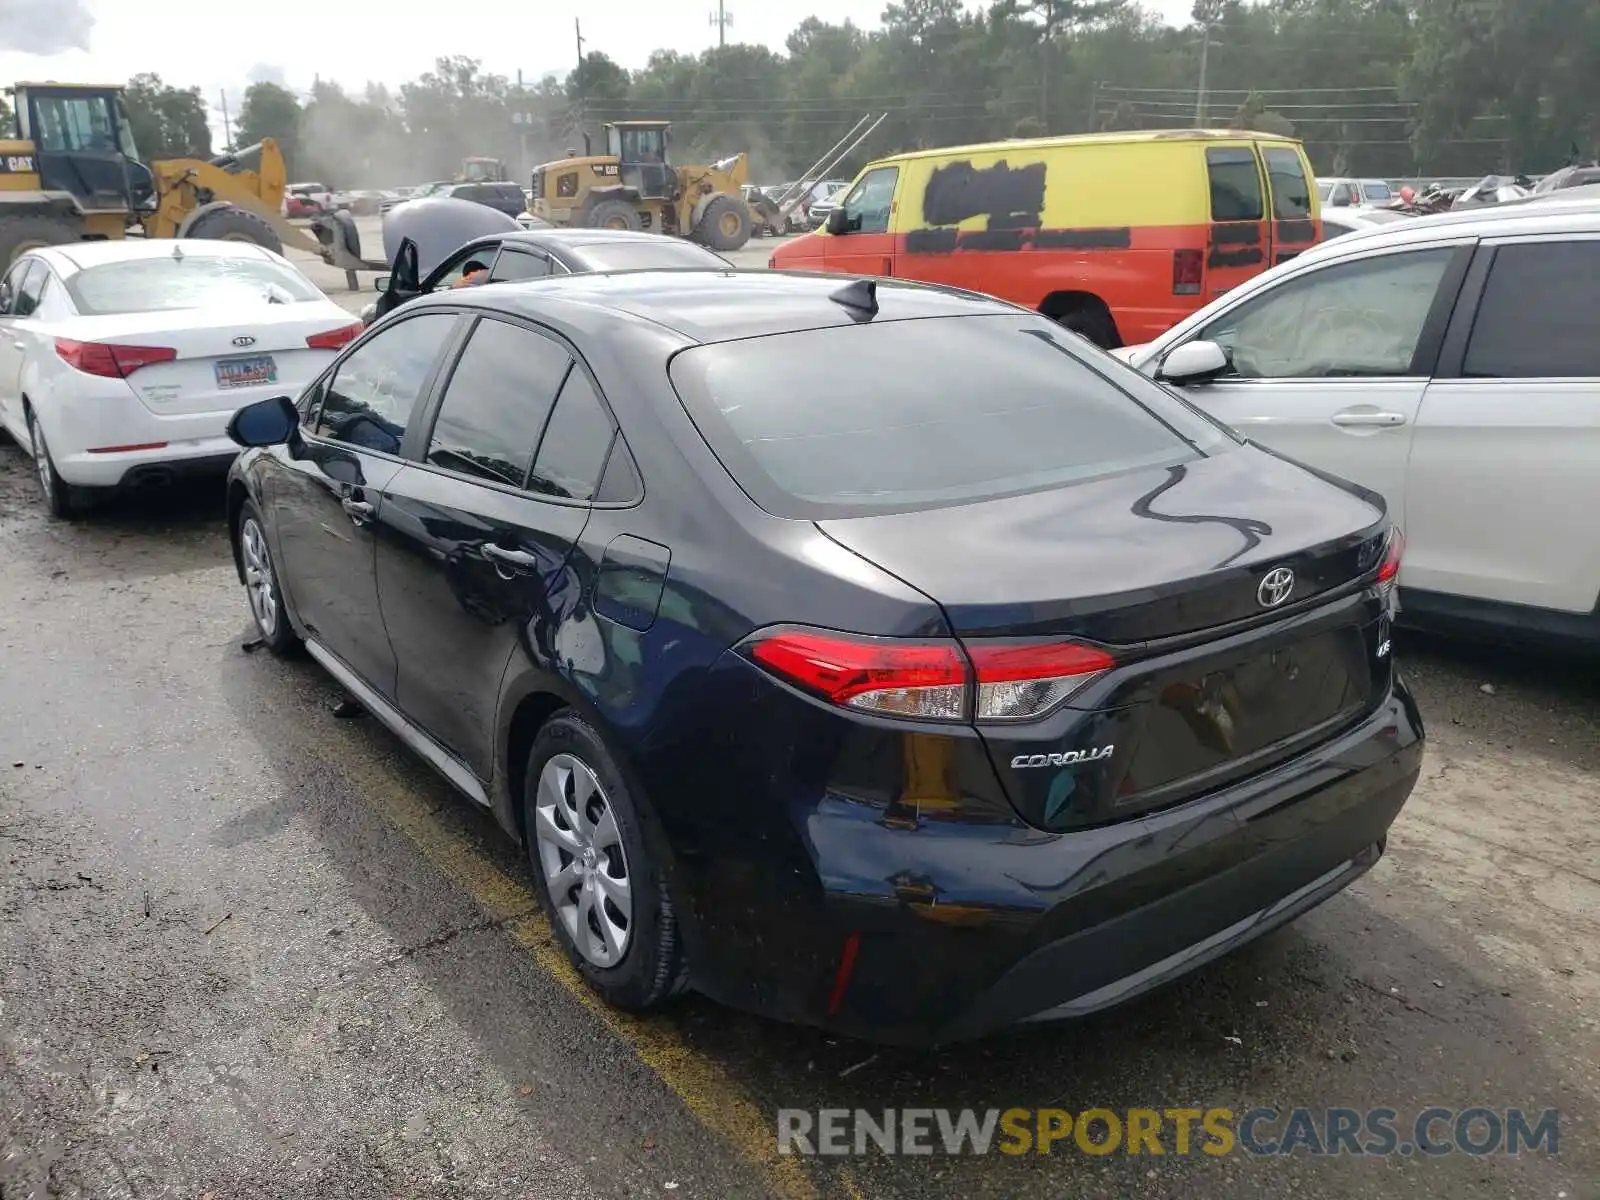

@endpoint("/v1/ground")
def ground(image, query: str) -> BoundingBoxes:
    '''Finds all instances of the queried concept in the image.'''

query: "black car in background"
[364,228,730,324]
[224,270,1421,1044]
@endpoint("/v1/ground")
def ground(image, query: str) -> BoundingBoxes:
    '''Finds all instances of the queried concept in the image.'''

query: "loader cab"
[606,121,674,200]
[9,83,150,213]
[459,157,507,183]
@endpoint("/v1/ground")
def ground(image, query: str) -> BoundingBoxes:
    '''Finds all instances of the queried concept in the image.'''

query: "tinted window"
[11,261,45,317]
[571,240,727,271]
[0,259,27,314]
[595,438,643,504]
[838,166,898,234]
[489,249,551,282]
[315,313,457,454]
[426,318,572,486]
[1264,148,1313,218]
[1207,148,1264,222]
[1463,241,1600,378]
[432,246,497,289]
[529,368,614,501]
[1361,182,1393,202]
[671,315,1226,519]
[66,256,320,315]
[1199,248,1453,379]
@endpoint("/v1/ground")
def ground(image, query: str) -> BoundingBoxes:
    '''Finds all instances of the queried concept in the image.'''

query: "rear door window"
[489,248,552,282]
[1263,148,1313,219]
[670,315,1227,519]
[426,317,572,486]
[529,367,616,501]
[9,261,44,317]
[1207,148,1264,222]
[1462,240,1600,378]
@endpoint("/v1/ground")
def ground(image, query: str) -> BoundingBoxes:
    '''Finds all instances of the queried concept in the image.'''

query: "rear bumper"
[661,670,1423,1045]
[57,436,238,487]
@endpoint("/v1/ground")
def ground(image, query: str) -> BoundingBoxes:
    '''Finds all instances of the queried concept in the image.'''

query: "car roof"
[419,269,1023,344]
[32,238,282,274]
[871,128,1301,167]
[1289,193,1600,265]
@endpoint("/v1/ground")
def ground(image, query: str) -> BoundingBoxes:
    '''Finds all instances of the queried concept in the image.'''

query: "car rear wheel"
[525,713,685,1010]
[27,408,89,519]
[237,501,298,654]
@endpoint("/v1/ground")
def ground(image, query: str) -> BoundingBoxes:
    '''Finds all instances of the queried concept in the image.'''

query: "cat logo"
[0,155,36,174]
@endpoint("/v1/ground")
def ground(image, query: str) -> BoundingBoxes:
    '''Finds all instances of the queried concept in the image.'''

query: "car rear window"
[670,315,1229,519]
[573,241,727,271]
[66,256,321,315]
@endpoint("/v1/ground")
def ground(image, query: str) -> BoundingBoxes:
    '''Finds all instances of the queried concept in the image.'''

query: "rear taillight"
[1376,526,1404,592]
[55,338,176,378]
[306,322,364,351]
[746,627,1114,723]
[1173,248,1203,295]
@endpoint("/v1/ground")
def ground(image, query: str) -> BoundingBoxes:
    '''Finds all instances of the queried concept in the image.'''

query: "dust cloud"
[0,0,94,54]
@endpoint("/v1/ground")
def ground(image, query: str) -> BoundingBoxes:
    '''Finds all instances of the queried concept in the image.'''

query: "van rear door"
[1262,144,1319,267]
[1202,145,1270,302]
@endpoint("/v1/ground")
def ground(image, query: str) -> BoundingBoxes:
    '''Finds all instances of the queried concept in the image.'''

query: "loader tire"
[585,200,643,232]
[694,195,751,252]
[0,215,81,267]
[185,206,283,255]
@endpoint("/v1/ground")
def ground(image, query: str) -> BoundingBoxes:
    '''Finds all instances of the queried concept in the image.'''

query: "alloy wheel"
[29,415,53,506]
[240,517,279,639]
[534,753,633,967]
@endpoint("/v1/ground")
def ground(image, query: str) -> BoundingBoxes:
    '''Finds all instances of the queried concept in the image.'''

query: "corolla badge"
[232,335,257,348]
[1011,745,1114,769]
[1257,566,1296,609]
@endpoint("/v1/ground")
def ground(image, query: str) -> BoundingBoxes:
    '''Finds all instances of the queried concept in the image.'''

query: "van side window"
[1263,148,1313,219]
[838,167,899,234]
[1206,149,1263,222]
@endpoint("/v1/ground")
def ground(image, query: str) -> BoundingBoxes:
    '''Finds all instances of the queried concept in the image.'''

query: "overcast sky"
[0,0,1196,144]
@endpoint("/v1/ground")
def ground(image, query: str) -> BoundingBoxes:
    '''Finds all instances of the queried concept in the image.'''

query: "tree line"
[107,0,1600,189]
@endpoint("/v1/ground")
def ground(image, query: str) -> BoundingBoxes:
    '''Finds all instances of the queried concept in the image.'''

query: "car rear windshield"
[670,314,1230,519]
[66,256,322,315]
[574,241,727,271]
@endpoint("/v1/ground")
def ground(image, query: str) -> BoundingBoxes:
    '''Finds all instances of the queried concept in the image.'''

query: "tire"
[236,500,298,654]
[584,199,643,232]
[1057,305,1119,350]
[0,214,82,268]
[184,205,284,255]
[26,407,90,519]
[524,712,686,1011]
[694,194,751,251]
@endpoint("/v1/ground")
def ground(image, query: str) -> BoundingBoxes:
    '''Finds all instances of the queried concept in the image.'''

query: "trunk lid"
[818,445,1395,830]
[57,307,355,417]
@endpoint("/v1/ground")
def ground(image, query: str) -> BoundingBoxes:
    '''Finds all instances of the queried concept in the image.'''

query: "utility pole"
[219,90,232,149]
[710,1,732,47]
[1194,23,1212,128]
[575,17,585,72]
[1040,1,1054,132]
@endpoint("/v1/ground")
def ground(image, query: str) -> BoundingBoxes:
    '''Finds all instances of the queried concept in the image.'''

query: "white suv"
[1117,196,1600,647]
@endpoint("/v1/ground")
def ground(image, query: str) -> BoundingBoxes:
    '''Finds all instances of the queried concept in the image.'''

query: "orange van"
[768,129,1321,347]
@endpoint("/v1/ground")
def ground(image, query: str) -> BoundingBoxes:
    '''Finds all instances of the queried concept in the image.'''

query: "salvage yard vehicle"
[364,227,729,324]
[1116,194,1600,648]
[769,129,1320,348]
[528,119,779,251]
[0,82,323,265]
[222,269,1419,1044]
[1,238,361,517]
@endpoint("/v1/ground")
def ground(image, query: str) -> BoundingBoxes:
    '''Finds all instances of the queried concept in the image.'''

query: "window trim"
[1169,239,1475,383]
[408,311,643,509]
[1433,233,1600,382]
[300,309,468,462]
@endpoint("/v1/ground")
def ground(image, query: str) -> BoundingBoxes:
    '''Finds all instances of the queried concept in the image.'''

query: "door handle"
[1331,410,1407,428]
[484,543,538,572]
[341,496,376,524]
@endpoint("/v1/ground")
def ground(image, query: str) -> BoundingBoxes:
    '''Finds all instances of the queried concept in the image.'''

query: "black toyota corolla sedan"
[224,270,1422,1045]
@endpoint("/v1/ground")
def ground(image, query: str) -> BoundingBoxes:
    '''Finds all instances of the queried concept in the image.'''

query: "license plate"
[215,355,277,389]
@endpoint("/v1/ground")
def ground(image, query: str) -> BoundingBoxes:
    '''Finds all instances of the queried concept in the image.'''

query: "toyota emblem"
[232,335,256,348]
[1257,567,1296,609]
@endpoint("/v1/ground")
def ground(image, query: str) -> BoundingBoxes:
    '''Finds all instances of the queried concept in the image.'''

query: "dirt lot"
[0,233,1596,1197]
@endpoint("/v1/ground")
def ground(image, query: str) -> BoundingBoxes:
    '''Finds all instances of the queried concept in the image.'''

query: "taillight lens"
[306,322,364,351]
[1173,248,1203,295]
[1376,526,1404,591]
[746,627,1114,723]
[55,338,176,378]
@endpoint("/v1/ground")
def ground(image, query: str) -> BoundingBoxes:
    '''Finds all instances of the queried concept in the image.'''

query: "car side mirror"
[1157,340,1230,385]
[825,207,850,235]
[373,274,390,292]
[227,394,298,447]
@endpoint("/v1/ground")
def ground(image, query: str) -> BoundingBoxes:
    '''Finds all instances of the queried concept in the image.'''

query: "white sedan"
[0,238,361,517]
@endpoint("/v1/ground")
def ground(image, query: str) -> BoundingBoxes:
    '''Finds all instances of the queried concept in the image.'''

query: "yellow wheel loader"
[0,81,328,269]
[529,120,780,252]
